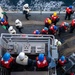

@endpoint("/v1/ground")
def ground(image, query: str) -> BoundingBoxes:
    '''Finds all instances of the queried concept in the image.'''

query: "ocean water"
[0,0,74,11]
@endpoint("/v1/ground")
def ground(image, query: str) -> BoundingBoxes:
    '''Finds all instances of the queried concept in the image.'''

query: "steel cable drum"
[0,6,3,18]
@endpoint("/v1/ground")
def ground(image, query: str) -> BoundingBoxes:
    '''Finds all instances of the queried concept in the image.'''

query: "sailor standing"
[15,19,23,33]
[23,3,31,20]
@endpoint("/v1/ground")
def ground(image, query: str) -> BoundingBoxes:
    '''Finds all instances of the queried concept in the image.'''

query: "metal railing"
[1,33,55,46]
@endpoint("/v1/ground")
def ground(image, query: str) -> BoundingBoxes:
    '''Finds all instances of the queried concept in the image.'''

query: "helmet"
[38,53,44,62]
[54,26,58,30]
[57,41,62,46]
[69,5,72,9]
[3,52,11,61]
[4,21,8,25]
[36,30,40,34]
[60,56,65,61]
[54,39,58,45]
[33,30,40,34]
[24,4,29,8]
[64,22,69,27]
[53,12,57,16]
[15,19,20,24]
[18,52,25,60]
[1,18,5,22]
[48,19,52,24]
[44,27,48,31]
[8,26,13,31]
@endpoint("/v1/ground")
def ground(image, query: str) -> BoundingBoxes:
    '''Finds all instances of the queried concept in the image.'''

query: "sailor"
[41,27,48,34]
[44,18,52,28]
[15,19,23,33]
[48,25,58,35]
[0,18,10,30]
[69,19,75,33]
[58,22,69,36]
[65,5,74,20]
[23,3,31,20]
[35,53,51,71]
[58,56,66,66]
[0,52,14,69]
[8,26,16,34]
[54,39,62,46]
[16,52,34,70]
[50,12,60,25]
[0,52,15,74]
[33,30,40,34]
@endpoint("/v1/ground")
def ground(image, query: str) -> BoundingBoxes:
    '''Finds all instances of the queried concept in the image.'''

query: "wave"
[0,0,75,11]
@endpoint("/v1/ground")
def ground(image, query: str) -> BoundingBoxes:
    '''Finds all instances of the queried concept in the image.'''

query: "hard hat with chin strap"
[24,4,29,8]
[69,5,72,9]
[33,30,40,34]
[38,53,44,62]
[3,52,11,61]
[64,22,69,27]
[1,18,5,22]
[44,27,48,31]
[15,19,20,24]
[48,18,52,24]
[18,52,26,60]
[8,26,13,31]
[36,30,40,34]
[60,56,65,61]
[53,12,57,16]
[57,41,62,46]
[54,26,58,30]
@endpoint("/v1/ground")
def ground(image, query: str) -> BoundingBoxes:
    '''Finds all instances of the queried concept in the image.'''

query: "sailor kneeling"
[8,26,16,34]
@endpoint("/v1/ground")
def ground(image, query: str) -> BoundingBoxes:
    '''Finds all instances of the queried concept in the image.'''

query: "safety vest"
[58,59,66,66]
[49,25,56,34]
[60,22,67,30]
[1,20,8,25]
[71,19,75,27]
[66,7,72,14]
[36,57,48,68]
[33,31,36,34]
[45,18,50,24]
[51,15,58,21]
[1,57,14,69]
[41,29,48,34]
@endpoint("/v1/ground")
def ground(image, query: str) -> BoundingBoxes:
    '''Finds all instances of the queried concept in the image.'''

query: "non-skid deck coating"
[0,12,75,56]
[11,71,49,75]
[7,12,74,25]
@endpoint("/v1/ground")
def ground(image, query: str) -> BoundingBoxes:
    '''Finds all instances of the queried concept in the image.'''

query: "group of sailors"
[0,4,75,75]
[33,5,75,38]
[0,52,51,73]
[0,4,75,36]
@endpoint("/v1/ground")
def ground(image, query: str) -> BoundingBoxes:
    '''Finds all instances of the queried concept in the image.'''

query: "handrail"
[1,33,55,46]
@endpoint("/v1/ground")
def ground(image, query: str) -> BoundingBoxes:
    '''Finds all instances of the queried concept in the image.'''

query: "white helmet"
[18,52,25,60]
[24,4,29,8]
[15,19,20,24]
[64,22,69,27]
[57,41,62,46]
[8,26,13,31]
[54,39,58,45]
